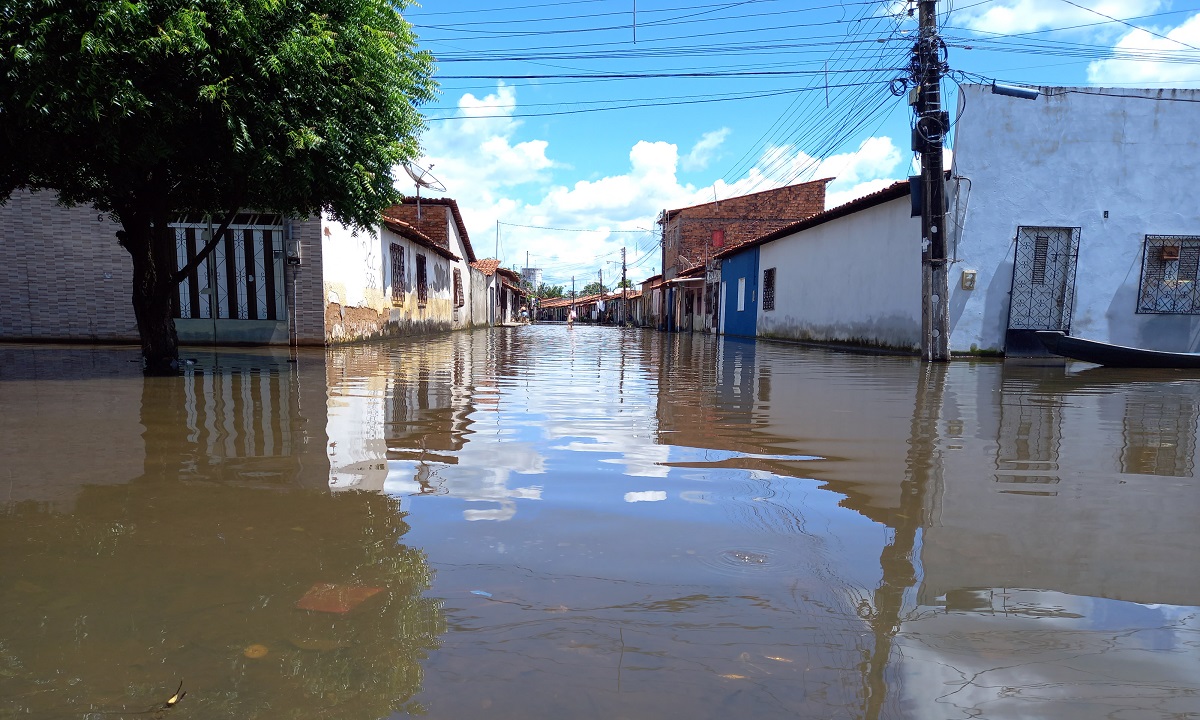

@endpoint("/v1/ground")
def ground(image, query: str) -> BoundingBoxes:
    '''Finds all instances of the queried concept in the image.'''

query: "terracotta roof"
[714,179,913,260]
[495,267,521,282]
[382,218,461,261]
[470,258,502,276]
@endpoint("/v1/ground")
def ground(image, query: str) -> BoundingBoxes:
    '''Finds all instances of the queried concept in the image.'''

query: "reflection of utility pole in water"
[862,363,945,720]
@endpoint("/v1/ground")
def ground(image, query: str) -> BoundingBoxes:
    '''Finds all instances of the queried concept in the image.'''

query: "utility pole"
[621,246,628,325]
[495,220,500,260]
[916,0,950,362]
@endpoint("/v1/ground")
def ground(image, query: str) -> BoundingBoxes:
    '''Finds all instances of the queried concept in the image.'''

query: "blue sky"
[403,1,1200,289]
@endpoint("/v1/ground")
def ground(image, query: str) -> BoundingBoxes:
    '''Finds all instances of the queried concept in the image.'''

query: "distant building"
[521,267,542,290]
[657,178,829,333]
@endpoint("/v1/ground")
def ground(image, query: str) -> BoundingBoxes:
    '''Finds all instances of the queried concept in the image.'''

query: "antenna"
[402,161,447,221]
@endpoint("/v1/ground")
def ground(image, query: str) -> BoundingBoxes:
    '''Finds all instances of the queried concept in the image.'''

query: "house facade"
[718,244,759,338]
[638,275,665,329]
[712,84,1200,356]
[0,191,491,347]
[717,182,921,349]
[658,179,829,333]
[325,197,480,342]
[950,84,1200,354]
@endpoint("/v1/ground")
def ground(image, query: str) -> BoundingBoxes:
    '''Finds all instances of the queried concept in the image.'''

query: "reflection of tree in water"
[0,373,445,720]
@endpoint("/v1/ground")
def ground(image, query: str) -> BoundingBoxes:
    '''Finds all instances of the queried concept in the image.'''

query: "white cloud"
[414,83,555,246]
[819,136,907,207]
[412,84,919,285]
[1088,13,1200,84]
[701,136,907,210]
[681,128,731,172]
[955,0,1164,35]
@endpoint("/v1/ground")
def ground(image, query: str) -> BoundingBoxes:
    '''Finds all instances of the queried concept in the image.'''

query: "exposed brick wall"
[0,190,139,341]
[384,203,451,251]
[662,179,828,278]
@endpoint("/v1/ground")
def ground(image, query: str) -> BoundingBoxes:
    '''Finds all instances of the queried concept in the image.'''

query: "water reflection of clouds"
[553,438,671,478]
[897,590,1200,718]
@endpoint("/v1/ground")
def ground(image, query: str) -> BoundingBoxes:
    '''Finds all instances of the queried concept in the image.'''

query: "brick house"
[657,179,829,332]
[0,190,490,347]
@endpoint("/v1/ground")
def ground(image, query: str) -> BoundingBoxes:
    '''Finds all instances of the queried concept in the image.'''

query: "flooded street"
[2,326,1198,719]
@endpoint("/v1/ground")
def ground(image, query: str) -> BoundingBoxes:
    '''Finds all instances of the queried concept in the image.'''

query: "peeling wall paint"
[321,213,483,342]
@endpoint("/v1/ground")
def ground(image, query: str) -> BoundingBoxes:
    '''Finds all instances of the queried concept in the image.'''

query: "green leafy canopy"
[1,0,438,230]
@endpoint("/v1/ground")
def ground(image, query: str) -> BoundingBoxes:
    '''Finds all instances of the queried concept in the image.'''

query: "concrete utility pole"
[916,0,950,362]
[621,246,628,324]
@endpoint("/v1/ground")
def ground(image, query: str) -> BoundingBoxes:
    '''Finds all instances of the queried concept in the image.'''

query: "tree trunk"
[120,208,181,376]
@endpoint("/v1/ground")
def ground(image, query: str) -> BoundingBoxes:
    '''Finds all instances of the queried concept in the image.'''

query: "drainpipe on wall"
[284,218,298,350]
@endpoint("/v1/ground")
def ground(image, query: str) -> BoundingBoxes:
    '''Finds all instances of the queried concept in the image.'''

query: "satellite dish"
[403,161,447,192]
[401,161,447,221]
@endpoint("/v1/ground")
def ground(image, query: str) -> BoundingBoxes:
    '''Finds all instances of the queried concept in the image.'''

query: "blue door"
[720,248,759,337]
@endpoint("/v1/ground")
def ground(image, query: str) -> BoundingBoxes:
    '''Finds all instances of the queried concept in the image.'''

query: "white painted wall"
[444,215,474,329]
[381,226,455,332]
[950,85,1200,353]
[321,214,384,312]
[469,269,494,327]
[757,196,922,350]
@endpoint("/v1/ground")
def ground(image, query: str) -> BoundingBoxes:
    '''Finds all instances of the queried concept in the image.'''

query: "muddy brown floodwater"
[2,325,1198,720]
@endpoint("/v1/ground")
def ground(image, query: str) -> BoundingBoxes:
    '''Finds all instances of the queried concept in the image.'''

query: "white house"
[717,182,922,349]
[324,196,488,341]
[716,84,1200,356]
[950,84,1200,354]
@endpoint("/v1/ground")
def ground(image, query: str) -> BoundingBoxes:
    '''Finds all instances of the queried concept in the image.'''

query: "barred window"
[1138,235,1200,314]
[390,243,405,302]
[762,267,776,312]
[453,268,465,308]
[416,254,428,308]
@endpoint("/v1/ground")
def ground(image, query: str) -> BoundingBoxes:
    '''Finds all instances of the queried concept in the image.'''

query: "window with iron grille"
[416,254,428,308]
[453,268,465,308]
[762,267,776,312]
[1137,235,1200,314]
[390,243,405,302]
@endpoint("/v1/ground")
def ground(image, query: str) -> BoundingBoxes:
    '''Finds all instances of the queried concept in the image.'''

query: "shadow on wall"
[980,258,1014,352]
[1105,256,1200,352]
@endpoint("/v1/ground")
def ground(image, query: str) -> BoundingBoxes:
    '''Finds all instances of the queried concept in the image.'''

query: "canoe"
[1035,331,1200,369]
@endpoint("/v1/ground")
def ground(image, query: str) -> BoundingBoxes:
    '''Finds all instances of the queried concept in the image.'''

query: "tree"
[616,278,634,290]
[536,283,565,299]
[1,0,436,374]
[581,282,607,296]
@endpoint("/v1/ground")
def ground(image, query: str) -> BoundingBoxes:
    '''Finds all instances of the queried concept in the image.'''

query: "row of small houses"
[3,84,1197,357]
[538,290,643,324]
[629,84,1200,356]
[0,195,532,346]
